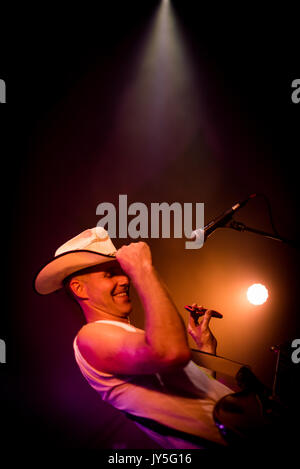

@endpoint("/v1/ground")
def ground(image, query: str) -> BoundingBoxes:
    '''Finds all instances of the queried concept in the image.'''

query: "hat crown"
[55,227,116,257]
[34,227,117,295]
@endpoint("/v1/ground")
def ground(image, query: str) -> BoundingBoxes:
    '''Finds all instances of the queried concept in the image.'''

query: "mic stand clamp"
[227,220,297,248]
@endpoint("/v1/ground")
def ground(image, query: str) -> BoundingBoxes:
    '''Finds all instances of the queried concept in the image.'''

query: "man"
[34,227,231,449]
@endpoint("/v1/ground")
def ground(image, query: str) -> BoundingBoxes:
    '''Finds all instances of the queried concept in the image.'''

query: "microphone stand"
[226,220,298,248]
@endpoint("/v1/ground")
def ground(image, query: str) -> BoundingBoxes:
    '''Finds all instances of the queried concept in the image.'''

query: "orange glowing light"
[247,284,268,305]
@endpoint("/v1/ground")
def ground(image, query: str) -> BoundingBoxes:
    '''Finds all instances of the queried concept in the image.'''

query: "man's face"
[77,261,132,317]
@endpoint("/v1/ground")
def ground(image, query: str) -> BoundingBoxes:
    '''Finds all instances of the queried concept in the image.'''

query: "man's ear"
[69,278,89,300]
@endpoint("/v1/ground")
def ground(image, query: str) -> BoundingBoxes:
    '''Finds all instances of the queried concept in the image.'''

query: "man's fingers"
[188,315,196,328]
[190,305,203,325]
[201,309,213,329]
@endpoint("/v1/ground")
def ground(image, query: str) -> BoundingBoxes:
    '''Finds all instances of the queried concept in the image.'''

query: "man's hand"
[187,304,217,355]
[116,242,153,280]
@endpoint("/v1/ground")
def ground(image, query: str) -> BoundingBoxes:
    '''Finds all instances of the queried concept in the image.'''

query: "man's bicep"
[76,323,174,375]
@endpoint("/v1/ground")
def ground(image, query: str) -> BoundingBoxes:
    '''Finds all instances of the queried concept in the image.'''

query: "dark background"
[0,1,299,450]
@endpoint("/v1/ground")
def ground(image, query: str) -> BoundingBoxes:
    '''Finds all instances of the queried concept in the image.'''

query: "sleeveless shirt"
[73,319,231,449]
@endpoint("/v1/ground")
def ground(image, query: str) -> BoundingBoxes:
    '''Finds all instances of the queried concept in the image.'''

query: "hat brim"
[34,249,117,295]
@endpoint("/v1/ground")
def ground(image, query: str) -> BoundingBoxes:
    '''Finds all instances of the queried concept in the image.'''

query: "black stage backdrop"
[0,1,299,453]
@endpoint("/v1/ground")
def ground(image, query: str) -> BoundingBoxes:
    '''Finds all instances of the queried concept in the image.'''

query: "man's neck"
[81,303,131,324]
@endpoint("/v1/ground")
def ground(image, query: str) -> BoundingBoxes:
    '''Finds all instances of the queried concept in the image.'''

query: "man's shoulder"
[77,320,143,343]
[75,320,148,375]
[75,322,126,364]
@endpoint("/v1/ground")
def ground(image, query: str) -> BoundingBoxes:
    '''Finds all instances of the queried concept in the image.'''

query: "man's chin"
[110,296,132,316]
[124,304,133,315]
[116,302,132,316]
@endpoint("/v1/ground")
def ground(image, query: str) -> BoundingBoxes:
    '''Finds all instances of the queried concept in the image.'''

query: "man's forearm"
[131,264,190,361]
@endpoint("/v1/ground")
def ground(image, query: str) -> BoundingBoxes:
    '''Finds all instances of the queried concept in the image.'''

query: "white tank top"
[73,320,231,449]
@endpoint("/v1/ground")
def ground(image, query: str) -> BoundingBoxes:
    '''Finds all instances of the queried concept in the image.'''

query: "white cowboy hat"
[34,227,117,295]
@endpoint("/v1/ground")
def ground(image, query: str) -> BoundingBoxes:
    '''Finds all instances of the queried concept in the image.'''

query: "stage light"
[247,283,268,305]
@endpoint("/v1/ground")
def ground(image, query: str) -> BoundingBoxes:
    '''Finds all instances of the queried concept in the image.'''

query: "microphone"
[191,194,256,242]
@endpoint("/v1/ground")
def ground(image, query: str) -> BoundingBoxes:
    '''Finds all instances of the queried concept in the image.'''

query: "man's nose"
[117,274,130,285]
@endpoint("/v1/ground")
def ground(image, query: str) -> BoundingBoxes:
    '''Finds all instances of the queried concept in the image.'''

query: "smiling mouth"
[113,288,130,298]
